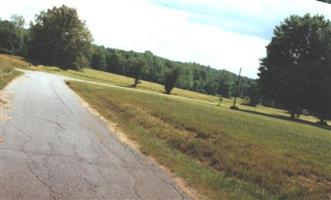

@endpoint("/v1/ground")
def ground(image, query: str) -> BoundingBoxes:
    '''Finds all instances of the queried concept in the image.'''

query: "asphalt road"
[0,71,191,200]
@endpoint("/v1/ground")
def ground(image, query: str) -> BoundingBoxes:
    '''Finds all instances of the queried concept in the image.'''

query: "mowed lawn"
[68,81,331,200]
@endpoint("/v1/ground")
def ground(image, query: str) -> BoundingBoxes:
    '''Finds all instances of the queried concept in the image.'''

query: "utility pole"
[231,67,242,109]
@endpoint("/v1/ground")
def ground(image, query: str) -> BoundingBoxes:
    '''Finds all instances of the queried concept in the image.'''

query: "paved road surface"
[0,71,190,200]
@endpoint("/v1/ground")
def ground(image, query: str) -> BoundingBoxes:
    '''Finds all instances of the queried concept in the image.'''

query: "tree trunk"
[290,111,295,119]
[319,115,325,125]
[132,77,139,87]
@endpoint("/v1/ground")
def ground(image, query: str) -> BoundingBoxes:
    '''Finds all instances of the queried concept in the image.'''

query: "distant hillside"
[0,14,254,98]
[90,45,255,98]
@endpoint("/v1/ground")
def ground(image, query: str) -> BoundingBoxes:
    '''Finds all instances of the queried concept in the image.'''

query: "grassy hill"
[1,54,330,199]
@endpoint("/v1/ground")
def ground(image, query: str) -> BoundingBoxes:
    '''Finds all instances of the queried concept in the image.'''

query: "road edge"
[65,80,201,200]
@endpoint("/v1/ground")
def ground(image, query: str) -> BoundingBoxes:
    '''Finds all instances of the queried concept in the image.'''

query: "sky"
[1,0,331,78]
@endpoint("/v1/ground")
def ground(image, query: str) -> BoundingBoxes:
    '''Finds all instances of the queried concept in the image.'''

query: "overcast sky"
[1,0,331,78]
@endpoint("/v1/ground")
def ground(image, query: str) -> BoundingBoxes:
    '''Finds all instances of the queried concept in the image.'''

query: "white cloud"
[1,0,331,78]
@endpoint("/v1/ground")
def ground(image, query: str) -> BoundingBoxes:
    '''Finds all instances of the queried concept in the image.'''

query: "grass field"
[38,65,223,104]
[1,53,330,199]
[48,65,325,123]
[68,81,331,200]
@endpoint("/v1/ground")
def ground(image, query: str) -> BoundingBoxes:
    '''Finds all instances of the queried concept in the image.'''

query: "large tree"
[259,14,331,123]
[28,5,92,70]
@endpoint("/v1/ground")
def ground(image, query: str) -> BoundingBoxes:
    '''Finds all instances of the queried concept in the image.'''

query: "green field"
[68,81,331,200]
[43,66,327,123]
[1,53,331,199]
[36,65,223,104]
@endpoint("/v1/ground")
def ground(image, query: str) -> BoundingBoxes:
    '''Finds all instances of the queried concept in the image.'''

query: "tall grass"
[0,54,31,69]
[0,55,24,89]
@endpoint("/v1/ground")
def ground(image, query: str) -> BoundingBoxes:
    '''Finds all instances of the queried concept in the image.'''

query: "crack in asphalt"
[81,177,107,200]
[122,141,186,199]
[12,123,32,140]
[87,127,186,199]
[81,177,97,194]
[151,168,186,200]
[0,147,162,173]
[50,80,73,115]
[26,162,62,200]
[34,116,66,131]
[0,70,191,200]
[84,133,144,199]
[15,123,63,200]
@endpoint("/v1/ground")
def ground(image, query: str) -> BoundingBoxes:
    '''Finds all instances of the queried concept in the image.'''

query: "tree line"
[89,46,255,95]
[0,5,254,97]
[0,5,330,124]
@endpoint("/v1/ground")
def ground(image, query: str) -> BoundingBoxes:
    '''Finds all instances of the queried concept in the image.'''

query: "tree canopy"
[164,65,181,94]
[0,5,254,99]
[128,56,147,87]
[28,5,93,70]
[259,14,331,123]
[0,15,29,56]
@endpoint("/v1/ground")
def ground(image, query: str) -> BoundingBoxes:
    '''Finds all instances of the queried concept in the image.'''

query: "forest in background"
[0,14,255,100]
[90,46,254,97]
